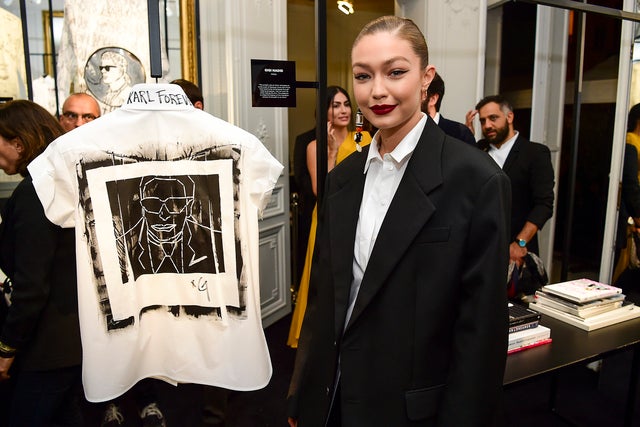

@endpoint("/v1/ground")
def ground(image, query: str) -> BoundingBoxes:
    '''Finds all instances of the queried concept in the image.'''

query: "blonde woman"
[287,16,510,426]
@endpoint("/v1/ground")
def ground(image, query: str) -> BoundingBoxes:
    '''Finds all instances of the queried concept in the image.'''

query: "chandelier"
[337,1,354,15]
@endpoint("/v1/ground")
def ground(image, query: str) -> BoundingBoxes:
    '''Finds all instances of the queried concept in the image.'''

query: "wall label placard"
[251,59,296,107]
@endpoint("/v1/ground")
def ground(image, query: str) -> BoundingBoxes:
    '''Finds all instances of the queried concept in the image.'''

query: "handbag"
[507,252,549,302]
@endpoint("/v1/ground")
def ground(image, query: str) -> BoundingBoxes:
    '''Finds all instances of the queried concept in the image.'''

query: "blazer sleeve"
[526,143,555,229]
[0,179,59,351]
[438,169,511,426]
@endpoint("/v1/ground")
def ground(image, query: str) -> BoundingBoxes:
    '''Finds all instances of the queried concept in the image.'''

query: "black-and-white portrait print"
[84,158,239,325]
[109,174,225,281]
[84,47,145,113]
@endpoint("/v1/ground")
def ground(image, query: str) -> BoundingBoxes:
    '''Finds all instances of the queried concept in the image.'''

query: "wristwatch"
[516,238,527,248]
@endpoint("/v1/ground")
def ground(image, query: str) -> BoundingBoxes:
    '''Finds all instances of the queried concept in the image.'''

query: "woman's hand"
[288,417,298,427]
[327,121,340,151]
[0,356,15,381]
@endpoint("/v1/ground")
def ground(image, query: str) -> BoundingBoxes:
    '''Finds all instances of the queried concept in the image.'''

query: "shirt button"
[326,387,330,395]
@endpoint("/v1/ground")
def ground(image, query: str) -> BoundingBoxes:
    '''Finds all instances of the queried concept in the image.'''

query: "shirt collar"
[433,112,440,125]
[364,113,428,173]
[489,130,519,152]
[121,83,194,111]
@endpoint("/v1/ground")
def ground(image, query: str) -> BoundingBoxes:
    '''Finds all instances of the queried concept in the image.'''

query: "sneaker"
[140,402,167,427]
[101,403,124,427]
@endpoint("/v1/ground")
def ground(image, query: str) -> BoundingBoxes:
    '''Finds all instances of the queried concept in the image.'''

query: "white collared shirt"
[487,131,519,169]
[432,112,441,125]
[28,83,282,401]
[345,113,428,328]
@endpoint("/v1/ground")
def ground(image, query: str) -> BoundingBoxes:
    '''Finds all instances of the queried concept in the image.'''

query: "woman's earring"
[354,109,363,152]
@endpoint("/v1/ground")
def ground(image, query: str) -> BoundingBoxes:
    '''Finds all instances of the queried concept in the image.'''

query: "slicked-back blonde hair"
[352,15,429,69]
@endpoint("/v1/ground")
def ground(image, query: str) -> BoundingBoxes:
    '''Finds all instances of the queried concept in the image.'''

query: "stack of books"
[529,278,640,331]
[508,303,551,354]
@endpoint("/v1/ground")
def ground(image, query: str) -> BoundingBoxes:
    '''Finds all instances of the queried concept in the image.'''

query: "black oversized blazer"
[288,119,511,426]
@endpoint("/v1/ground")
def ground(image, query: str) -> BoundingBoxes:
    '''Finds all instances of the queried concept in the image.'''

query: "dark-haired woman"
[0,100,82,426]
[287,86,372,348]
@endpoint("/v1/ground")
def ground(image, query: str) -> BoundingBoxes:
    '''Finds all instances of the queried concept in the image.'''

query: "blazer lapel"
[502,134,523,172]
[344,121,445,331]
[327,152,368,338]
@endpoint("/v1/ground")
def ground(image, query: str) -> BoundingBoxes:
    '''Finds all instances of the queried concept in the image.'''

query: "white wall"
[398,0,487,126]
[286,1,394,167]
[199,0,292,327]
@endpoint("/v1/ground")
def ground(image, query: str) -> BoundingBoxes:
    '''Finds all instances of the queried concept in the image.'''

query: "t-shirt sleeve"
[27,143,77,228]
[246,138,283,216]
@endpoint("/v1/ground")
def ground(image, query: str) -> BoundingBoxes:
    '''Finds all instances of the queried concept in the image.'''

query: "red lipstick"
[370,105,396,115]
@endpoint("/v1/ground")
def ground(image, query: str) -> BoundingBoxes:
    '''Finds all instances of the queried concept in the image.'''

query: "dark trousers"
[9,365,83,427]
[202,386,229,426]
[99,377,160,416]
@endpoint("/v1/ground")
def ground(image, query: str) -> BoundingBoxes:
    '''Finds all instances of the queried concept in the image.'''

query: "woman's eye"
[354,73,370,81]
[390,69,407,78]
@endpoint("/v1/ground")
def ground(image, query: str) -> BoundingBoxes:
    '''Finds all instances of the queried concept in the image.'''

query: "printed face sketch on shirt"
[84,47,145,113]
[77,146,245,332]
[115,174,225,280]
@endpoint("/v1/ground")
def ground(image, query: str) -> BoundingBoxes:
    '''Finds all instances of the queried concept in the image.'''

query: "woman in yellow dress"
[288,86,371,347]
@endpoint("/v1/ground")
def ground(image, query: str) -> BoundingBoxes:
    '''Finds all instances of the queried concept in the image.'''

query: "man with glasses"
[59,93,101,132]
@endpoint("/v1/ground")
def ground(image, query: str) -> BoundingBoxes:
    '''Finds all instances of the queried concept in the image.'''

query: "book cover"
[542,279,622,303]
[508,302,541,327]
[508,338,552,354]
[508,325,551,351]
[530,301,640,331]
[534,291,624,318]
[535,290,625,310]
[508,320,540,334]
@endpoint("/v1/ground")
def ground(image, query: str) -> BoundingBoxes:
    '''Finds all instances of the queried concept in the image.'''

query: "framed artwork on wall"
[43,10,63,77]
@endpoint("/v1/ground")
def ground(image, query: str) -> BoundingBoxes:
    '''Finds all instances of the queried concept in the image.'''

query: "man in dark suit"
[422,72,476,146]
[288,120,510,426]
[475,95,554,267]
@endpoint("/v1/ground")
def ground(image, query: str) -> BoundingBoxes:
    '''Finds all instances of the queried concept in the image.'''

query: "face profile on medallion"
[85,47,145,113]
